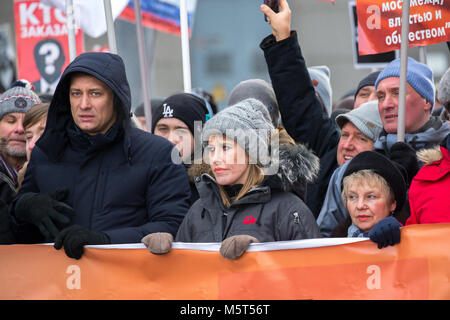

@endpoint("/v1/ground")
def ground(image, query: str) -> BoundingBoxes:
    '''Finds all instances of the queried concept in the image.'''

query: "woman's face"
[205,135,250,186]
[25,118,46,161]
[346,181,396,232]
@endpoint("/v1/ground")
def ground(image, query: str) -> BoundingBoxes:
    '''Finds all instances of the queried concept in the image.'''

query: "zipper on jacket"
[292,212,300,224]
[222,211,228,239]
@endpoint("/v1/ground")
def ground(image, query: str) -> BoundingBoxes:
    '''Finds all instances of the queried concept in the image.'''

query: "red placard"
[13,0,84,94]
[356,0,450,55]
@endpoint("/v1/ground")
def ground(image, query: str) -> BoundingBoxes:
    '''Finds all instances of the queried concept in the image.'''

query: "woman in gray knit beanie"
[142,98,320,260]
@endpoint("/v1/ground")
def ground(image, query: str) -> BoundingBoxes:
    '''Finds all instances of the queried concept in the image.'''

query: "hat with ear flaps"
[343,151,407,213]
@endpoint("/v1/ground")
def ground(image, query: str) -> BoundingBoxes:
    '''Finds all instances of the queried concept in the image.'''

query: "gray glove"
[220,235,259,260]
[141,232,173,255]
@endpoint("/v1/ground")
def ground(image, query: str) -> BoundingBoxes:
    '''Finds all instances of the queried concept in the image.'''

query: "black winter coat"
[260,32,340,218]
[13,52,191,244]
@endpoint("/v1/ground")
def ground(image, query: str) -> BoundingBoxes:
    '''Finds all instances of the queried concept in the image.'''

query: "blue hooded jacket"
[16,52,191,244]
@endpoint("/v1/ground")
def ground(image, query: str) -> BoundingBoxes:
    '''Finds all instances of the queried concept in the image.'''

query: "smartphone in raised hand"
[264,0,280,21]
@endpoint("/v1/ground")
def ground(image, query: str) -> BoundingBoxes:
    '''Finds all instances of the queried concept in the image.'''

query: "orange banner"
[0,224,449,300]
[356,0,450,55]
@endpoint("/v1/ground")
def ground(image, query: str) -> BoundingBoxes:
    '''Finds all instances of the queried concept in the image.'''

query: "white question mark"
[38,42,60,75]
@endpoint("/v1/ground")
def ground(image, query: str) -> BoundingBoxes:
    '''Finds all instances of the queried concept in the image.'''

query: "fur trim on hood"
[187,162,210,183]
[262,142,319,202]
[417,146,443,166]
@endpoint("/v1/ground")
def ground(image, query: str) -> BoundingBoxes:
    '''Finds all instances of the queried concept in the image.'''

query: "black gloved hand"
[14,189,75,239]
[54,225,110,259]
[369,217,402,249]
[388,142,419,186]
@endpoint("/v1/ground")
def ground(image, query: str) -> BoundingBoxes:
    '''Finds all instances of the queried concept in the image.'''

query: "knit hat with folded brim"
[202,98,275,166]
[335,100,383,142]
[375,57,435,107]
[0,80,41,120]
[343,151,407,213]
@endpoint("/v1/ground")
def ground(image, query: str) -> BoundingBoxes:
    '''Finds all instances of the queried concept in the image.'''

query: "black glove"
[369,217,402,249]
[388,142,419,186]
[54,225,110,259]
[14,189,75,239]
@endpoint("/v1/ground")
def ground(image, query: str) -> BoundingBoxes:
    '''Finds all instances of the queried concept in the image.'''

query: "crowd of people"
[0,0,449,261]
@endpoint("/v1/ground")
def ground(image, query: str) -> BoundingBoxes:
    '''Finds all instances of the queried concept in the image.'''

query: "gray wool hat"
[227,79,280,128]
[335,100,383,142]
[0,80,41,120]
[308,65,333,117]
[202,98,275,165]
[437,67,450,111]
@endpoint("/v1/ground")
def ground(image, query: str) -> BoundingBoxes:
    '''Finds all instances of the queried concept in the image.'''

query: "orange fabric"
[0,224,449,300]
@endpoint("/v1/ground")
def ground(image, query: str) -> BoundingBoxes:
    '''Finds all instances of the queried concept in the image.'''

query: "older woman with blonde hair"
[331,151,407,248]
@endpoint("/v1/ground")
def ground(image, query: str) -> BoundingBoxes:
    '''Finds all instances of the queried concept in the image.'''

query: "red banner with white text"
[0,224,449,300]
[356,0,450,55]
[13,0,84,94]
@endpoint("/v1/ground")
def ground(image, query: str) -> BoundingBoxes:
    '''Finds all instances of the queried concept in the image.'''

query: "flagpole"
[134,0,153,131]
[104,0,118,54]
[397,0,410,142]
[65,0,77,61]
[180,0,192,93]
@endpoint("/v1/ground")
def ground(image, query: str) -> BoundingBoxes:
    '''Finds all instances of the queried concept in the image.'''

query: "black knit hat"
[354,71,381,99]
[151,93,208,136]
[343,151,407,212]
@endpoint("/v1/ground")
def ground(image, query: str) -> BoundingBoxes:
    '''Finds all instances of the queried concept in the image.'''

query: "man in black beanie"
[152,93,209,204]
[353,71,381,109]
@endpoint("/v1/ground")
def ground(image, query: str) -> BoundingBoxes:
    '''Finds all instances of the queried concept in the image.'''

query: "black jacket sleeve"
[260,31,340,218]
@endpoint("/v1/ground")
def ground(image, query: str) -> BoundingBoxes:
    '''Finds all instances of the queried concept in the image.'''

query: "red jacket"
[407,146,450,225]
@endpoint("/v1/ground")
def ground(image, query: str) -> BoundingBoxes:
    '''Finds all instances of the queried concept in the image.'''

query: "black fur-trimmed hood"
[263,142,319,199]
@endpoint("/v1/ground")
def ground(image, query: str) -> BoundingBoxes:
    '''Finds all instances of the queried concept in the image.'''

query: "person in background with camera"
[260,0,340,218]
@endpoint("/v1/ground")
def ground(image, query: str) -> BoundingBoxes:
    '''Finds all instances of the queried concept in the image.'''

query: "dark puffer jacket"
[175,143,321,242]
[260,32,340,218]
[13,52,191,244]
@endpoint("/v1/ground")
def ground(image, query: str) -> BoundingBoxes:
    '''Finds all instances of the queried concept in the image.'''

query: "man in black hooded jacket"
[9,52,191,259]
